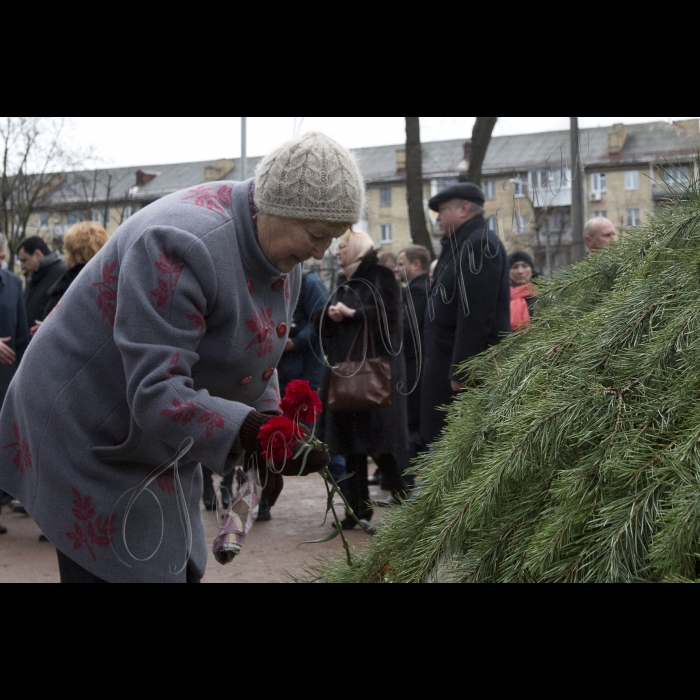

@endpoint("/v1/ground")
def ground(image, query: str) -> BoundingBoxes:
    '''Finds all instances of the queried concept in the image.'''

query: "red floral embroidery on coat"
[161,398,197,425]
[157,473,177,496]
[151,248,184,308]
[261,386,282,411]
[2,423,32,476]
[184,185,233,216]
[93,261,119,325]
[66,489,117,562]
[189,311,206,339]
[245,307,276,358]
[198,412,225,438]
[47,298,62,319]
[166,353,181,380]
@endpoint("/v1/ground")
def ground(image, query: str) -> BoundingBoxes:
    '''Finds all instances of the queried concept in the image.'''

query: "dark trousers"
[345,454,405,519]
[57,550,201,584]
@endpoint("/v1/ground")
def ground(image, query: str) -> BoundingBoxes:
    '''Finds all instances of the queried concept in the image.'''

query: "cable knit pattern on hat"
[254,132,365,224]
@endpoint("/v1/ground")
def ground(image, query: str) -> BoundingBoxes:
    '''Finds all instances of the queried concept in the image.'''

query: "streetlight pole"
[570,116,586,263]
[241,117,248,182]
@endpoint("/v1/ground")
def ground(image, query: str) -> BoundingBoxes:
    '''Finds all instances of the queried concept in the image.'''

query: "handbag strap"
[345,321,380,362]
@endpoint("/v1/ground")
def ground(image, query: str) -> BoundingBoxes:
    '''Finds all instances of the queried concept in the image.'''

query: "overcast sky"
[71,117,699,168]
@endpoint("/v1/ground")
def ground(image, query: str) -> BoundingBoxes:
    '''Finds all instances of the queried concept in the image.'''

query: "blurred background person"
[509,251,538,332]
[585,217,618,253]
[396,245,431,490]
[18,237,66,340]
[321,231,408,529]
[278,268,329,394]
[379,251,400,283]
[32,222,110,337]
[0,233,29,535]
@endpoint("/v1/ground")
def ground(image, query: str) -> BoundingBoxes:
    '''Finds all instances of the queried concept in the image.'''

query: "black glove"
[239,412,330,477]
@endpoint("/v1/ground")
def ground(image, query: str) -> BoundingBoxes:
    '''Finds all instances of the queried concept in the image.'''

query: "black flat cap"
[429,183,485,212]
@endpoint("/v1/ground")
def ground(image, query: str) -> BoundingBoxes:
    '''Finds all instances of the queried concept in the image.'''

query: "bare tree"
[404,117,435,257]
[460,117,499,186]
[0,117,80,269]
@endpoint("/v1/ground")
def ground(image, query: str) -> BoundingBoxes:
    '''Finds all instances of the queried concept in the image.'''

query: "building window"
[627,209,641,228]
[483,180,496,200]
[487,217,498,234]
[437,178,459,191]
[593,210,608,219]
[66,211,83,226]
[379,188,392,207]
[123,205,134,221]
[92,208,110,228]
[515,215,529,235]
[591,173,607,193]
[625,171,640,190]
[39,213,49,229]
[380,224,393,244]
[661,165,690,188]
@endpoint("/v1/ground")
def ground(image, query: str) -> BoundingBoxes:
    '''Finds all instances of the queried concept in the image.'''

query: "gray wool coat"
[0,180,300,583]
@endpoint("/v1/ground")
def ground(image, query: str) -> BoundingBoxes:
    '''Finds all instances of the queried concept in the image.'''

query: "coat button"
[263,367,275,382]
[272,278,285,292]
[247,280,253,293]
[238,377,253,386]
[277,323,288,338]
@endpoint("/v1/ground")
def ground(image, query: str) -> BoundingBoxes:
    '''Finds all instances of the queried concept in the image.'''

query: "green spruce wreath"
[301,178,700,584]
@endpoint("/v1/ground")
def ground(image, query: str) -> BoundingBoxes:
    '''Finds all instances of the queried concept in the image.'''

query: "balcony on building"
[652,165,693,201]
[527,170,573,209]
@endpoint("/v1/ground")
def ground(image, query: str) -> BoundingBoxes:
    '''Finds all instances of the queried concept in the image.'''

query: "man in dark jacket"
[18,237,67,334]
[397,246,431,484]
[0,234,30,535]
[421,184,511,446]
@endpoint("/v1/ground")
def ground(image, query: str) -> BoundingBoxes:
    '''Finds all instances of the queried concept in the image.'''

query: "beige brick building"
[353,119,700,272]
[26,119,700,275]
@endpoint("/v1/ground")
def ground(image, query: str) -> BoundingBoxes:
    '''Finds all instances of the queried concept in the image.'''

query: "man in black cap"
[420,183,511,446]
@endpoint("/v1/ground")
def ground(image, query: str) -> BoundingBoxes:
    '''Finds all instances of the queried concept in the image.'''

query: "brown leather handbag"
[328,324,392,414]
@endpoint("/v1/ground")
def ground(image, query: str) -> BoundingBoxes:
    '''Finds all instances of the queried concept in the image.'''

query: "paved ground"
[0,474,385,584]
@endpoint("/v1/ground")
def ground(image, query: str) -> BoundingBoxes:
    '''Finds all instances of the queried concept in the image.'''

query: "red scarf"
[511,284,535,331]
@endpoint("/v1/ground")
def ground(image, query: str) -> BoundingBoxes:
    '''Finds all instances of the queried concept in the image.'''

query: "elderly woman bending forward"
[0,133,362,583]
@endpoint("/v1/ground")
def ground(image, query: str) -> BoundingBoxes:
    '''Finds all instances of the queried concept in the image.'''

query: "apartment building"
[26,119,700,273]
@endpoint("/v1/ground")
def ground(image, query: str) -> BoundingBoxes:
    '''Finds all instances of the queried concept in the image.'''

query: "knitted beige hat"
[254,132,365,224]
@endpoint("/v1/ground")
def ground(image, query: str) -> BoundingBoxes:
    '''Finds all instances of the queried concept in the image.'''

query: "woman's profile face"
[510,262,533,287]
[258,215,340,273]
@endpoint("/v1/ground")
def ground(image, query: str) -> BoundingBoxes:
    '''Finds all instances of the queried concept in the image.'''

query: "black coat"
[0,270,29,405]
[44,264,85,319]
[402,273,429,433]
[320,251,409,456]
[421,216,511,445]
[24,251,67,325]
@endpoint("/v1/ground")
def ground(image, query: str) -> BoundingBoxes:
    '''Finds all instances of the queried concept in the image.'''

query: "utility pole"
[570,117,586,263]
[241,117,248,181]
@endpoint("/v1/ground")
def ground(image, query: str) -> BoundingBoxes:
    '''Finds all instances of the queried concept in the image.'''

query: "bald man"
[585,217,618,253]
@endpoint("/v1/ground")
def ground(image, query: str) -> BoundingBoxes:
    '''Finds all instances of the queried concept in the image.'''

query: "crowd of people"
[0,131,621,583]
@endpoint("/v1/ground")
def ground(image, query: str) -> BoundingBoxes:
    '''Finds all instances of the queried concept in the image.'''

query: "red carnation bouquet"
[258,381,325,466]
[257,380,368,562]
